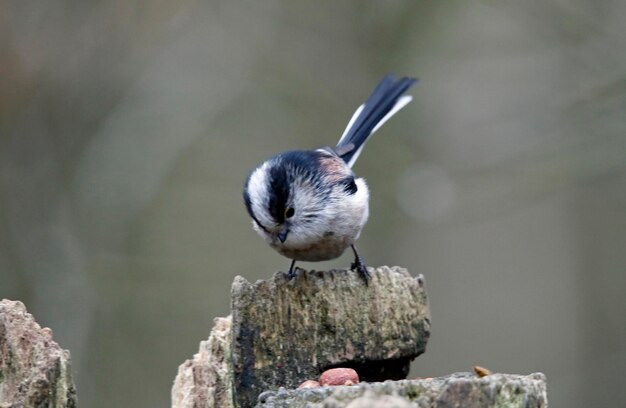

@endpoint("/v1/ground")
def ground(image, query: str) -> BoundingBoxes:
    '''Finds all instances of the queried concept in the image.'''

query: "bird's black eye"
[284,207,295,218]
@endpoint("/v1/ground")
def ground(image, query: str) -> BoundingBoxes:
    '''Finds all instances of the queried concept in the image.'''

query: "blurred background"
[1,1,625,406]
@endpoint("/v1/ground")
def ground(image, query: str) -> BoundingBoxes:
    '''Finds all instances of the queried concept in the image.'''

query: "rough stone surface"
[255,372,547,408]
[172,316,234,408]
[0,299,77,408]
[345,393,414,408]
[231,266,430,408]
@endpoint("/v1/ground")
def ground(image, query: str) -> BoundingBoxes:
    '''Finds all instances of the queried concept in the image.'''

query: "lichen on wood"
[256,372,548,408]
[230,266,431,408]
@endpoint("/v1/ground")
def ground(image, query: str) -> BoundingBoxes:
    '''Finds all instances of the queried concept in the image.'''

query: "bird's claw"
[286,259,297,279]
[351,256,370,285]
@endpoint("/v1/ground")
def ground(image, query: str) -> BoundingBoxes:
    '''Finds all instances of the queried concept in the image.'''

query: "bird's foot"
[350,255,370,285]
[286,259,297,279]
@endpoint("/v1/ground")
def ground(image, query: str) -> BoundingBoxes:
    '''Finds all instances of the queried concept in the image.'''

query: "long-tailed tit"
[243,75,417,281]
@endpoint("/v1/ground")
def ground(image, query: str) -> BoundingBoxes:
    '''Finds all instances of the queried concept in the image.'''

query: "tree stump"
[230,266,430,408]
[172,266,548,408]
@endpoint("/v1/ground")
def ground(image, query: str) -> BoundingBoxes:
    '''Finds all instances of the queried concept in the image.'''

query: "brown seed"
[298,380,320,389]
[473,366,493,377]
[319,368,359,386]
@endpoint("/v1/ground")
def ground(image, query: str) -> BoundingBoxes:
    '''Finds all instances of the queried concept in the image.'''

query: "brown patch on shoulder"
[318,154,350,182]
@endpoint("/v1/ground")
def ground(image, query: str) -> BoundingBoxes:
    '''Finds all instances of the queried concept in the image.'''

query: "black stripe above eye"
[268,164,290,224]
[340,176,358,195]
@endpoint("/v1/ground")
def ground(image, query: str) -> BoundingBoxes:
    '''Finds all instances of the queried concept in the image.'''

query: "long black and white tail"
[335,75,417,168]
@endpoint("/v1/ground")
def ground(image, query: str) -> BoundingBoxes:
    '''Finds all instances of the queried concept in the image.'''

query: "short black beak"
[278,229,288,243]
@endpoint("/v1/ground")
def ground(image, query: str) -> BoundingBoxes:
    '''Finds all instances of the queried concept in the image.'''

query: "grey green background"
[1,2,625,407]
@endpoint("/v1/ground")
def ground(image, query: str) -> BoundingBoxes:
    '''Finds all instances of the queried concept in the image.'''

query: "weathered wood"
[230,266,431,408]
[172,266,548,407]
[255,372,548,408]
[172,317,234,408]
[0,299,76,408]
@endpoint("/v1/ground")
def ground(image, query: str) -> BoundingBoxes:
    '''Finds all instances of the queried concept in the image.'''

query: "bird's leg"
[350,244,370,284]
[287,259,297,279]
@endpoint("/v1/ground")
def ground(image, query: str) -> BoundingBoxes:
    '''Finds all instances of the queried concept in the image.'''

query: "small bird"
[243,75,417,281]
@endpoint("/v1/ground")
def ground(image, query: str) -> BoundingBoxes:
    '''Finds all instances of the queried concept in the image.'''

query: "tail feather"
[336,75,417,168]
